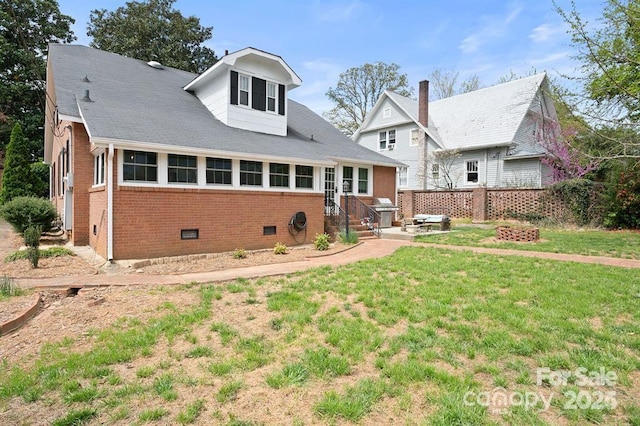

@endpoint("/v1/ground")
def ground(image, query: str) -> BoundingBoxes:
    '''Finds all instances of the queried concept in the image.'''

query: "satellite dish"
[147,60,164,69]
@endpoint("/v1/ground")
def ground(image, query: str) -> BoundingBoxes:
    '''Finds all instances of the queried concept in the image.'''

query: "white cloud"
[313,0,363,22]
[529,23,564,43]
[458,2,523,53]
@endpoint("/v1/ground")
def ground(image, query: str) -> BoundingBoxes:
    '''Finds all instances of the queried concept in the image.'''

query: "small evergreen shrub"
[273,242,287,255]
[23,225,42,248]
[23,225,42,268]
[233,248,247,259]
[313,233,331,251]
[0,196,56,234]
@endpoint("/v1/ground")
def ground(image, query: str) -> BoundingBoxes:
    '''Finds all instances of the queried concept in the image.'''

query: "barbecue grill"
[371,198,399,228]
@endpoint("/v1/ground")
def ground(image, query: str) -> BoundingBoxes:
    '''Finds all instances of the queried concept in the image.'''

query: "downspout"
[107,144,114,261]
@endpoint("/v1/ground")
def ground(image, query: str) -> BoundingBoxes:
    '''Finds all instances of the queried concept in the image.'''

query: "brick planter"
[496,226,539,242]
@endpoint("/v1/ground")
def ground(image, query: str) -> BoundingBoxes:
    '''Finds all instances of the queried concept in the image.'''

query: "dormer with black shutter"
[184,47,302,137]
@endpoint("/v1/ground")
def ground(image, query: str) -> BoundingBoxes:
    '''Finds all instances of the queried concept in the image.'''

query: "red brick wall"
[70,123,92,245]
[89,187,108,258]
[372,166,396,202]
[112,185,324,259]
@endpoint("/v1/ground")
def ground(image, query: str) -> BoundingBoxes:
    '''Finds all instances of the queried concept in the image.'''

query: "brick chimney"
[418,80,429,128]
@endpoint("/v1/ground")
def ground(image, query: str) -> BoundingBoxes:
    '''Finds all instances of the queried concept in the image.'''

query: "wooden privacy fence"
[398,188,566,221]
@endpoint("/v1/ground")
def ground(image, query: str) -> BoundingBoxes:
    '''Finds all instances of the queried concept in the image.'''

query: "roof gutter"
[328,156,407,168]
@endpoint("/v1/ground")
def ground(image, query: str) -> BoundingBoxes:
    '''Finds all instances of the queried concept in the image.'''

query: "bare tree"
[429,149,463,189]
[428,67,481,100]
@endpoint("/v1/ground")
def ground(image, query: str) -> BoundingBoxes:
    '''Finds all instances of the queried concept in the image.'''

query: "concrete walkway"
[14,238,640,290]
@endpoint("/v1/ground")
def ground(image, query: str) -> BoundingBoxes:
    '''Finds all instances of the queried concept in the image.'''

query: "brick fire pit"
[496,226,539,242]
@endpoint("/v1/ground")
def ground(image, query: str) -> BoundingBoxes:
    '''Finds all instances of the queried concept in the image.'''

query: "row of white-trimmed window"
[118,150,315,189]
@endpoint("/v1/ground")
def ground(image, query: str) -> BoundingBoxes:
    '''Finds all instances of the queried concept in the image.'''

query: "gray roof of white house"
[364,73,548,152]
[48,43,403,167]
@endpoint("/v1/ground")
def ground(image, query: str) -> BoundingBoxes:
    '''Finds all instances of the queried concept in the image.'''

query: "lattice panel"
[487,189,565,220]
[414,191,473,218]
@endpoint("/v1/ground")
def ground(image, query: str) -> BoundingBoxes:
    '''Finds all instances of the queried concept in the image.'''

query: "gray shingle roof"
[360,73,547,151]
[48,43,403,167]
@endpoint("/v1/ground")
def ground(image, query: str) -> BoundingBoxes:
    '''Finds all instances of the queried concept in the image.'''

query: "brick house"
[44,45,403,260]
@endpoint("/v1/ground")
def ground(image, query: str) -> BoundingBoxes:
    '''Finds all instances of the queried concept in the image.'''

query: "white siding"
[192,55,290,137]
[502,159,542,188]
[194,73,229,124]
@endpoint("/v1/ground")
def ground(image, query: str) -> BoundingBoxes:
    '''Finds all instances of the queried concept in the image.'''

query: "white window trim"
[341,163,372,196]
[117,149,322,193]
[410,129,420,147]
[378,129,396,151]
[239,73,250,107]
[266,81,277,113]
[466,160,479,184]
[398,167,408,188]
[93,149,106,187]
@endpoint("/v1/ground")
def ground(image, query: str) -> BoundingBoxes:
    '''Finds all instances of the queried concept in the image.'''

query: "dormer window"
[230,70,286,116]
[239,74,250,106]
[267,82,277,112]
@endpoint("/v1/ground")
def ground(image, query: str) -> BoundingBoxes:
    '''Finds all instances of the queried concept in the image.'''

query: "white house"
[353,73,559,190]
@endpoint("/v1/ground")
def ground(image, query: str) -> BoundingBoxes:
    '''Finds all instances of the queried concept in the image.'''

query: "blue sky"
[57,0,606,115]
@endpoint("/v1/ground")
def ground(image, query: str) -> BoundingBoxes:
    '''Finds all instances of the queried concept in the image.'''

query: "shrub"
[338,230,359,244]
[23,225,42,248]
[233,248,247,259]
[313,233,331,251]
[0,275,22,298]
[5,247,73,263]
[273,242,287,255]
[604,167,640,229]
[0,196,56,234]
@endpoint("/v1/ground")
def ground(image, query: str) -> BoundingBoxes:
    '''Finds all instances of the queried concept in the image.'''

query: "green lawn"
[416,225,640,259]
[1,247,639,425]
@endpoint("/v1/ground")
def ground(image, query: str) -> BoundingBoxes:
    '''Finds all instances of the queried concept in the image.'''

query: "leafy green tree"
[88,0,217,73]
[0,0,75,158]
[555,0,640,160]
[0,123,38,203]
[324,62,413,135]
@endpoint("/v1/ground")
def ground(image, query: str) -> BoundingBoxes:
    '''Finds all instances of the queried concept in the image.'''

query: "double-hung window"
[410,129,420,146]
[398,167,408,187]
[358,168,369,194]
[432,164,440,181]
[466,160,479,183]
[295,165,313,189]
[168,154,197,184]
[379,131,387,150]
[267,82,277,112]
[239,74,250,106]
[269,163,289,187]
[94,152,105,185]
[343,166,353,192]
[123,150,157,182]
[240,160,262,186]
[206,157,232,185]
[379,130,396,150]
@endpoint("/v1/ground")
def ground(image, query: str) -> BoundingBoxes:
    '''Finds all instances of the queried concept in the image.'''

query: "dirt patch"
[123,243,351,275]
